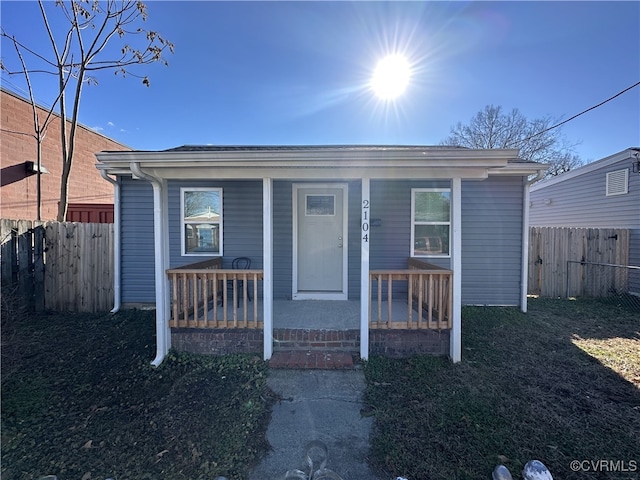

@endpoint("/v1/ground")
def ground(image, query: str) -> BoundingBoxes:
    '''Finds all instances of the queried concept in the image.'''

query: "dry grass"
[364,298,640,480]
[573,337,640,387]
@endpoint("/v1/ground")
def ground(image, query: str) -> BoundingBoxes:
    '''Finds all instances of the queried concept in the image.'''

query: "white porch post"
[451,177,462,363]
[360,178,370,360]
[262,178,274,360]
[521,179,531,313]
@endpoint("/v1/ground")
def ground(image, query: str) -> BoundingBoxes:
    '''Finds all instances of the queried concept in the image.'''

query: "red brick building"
[1,87,130,221]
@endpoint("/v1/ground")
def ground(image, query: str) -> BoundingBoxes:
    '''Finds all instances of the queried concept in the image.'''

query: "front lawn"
[364,298,640,480]
[1,305,273,480]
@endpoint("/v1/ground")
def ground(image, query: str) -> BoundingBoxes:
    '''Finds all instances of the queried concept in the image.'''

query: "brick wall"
[273,328,360,353]
[370,329,450,357]
[172,329,264,355]
[0,88,130,220]
[171,327,450,358]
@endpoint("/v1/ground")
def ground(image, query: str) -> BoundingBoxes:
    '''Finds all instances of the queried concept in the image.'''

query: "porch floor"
[200,299,427,329]
[275,299,360,329]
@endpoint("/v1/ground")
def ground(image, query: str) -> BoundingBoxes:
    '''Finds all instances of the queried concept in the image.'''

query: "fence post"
[34,225,45,312]
[17,227,34,310]
[1,223,18,287]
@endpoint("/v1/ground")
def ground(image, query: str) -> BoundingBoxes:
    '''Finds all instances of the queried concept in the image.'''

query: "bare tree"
[1,0,173,221]
[1,32,67,221]
[441,105,583,179]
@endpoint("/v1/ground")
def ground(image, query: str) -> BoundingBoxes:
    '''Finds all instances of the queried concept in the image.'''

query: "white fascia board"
[95,148,517,171]
[141,166,492,180]
[95,148,535,180]
[96,147,519,163]
[488,163,549,176]
[530,148,638,192]
[96,158,507,172]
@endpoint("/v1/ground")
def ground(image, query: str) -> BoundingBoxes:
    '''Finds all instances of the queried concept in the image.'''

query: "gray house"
[95,145,545,365]
[529,147,640,295]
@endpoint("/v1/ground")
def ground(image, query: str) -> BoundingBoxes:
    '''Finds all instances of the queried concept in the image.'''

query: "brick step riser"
[273,328,359,353]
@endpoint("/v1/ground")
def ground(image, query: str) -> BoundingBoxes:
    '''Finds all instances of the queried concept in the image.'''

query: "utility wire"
[522,80,640,144]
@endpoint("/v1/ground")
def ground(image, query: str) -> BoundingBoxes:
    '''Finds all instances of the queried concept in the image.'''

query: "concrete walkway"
[249,369,386,480]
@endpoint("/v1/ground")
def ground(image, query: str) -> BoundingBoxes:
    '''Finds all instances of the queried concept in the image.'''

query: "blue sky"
[1,1,639,163]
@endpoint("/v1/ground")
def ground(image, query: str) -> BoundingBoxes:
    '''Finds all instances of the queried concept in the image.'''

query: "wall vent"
[606,169,628,196]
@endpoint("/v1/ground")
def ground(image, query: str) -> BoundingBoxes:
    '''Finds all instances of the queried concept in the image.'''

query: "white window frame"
[180,187,223,256]
[411,188,451,258]
[605,169,629,196]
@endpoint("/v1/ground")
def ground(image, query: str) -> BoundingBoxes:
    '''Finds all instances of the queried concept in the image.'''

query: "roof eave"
[95,147,525,176]
[530,147,639,192]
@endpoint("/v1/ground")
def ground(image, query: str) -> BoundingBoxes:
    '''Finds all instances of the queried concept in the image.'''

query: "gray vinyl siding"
[370,180,451,270]
[167,180,263,270]
[120,176,155,304]
[120,178,264,304]
[529,156,640,294]
[347,181,362,299]
[369,178,523,305]
[272,180,361,299]
[530,158,640,229]
[273,181,293,299]
[120,176,527,306]
[461,176,524,305]
[369,180,451,300]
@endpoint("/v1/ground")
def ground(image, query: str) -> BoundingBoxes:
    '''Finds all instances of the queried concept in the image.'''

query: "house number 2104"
[362,199,370,242]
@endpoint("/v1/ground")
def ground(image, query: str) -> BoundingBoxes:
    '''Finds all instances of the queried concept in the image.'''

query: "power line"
[522,80,640,143]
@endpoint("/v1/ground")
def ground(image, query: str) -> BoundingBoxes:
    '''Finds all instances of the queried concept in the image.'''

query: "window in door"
[306,194,336,216]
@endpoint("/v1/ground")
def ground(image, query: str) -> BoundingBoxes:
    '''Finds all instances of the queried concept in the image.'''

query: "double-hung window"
[411,188,451,257]
[181,188,223,256]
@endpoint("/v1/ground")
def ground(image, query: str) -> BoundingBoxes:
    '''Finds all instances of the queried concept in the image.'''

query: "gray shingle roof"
[162,144,469,153]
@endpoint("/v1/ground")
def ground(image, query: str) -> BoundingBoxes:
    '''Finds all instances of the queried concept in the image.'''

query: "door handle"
[338,236,342,248]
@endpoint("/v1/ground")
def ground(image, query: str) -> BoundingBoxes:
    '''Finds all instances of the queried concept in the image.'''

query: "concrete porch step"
[269,350,355,369]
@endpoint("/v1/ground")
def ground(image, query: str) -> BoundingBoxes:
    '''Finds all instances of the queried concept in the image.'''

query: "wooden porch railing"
[369,258,452,329]
[166,258,263,329]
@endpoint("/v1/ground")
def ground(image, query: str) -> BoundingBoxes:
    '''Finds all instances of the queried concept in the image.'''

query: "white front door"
[293,184,348,300]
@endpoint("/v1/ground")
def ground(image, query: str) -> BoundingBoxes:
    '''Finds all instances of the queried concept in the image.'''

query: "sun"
[370,54,411,100]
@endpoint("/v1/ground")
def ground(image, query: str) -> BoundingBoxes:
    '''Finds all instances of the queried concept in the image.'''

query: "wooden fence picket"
[528,227,630,298]
[1,219,114,313]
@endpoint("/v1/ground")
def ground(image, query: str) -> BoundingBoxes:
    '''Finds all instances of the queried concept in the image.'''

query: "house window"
[606,169,628,196]
[181,188,222,255]
[411,188,450,257]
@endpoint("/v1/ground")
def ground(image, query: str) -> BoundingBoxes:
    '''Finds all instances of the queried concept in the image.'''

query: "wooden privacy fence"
[528,227,629,298]
[1,219,114,312]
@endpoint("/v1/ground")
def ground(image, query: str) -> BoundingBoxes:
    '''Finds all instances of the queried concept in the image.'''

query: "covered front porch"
[95,145,542,366]
[166,258,451,328]
[166,258,453,357]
